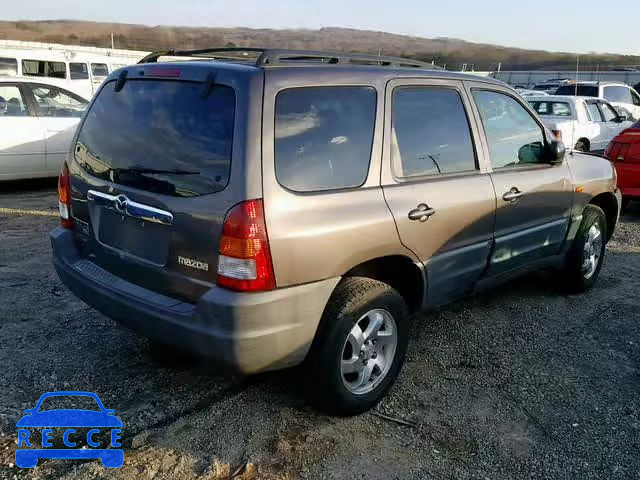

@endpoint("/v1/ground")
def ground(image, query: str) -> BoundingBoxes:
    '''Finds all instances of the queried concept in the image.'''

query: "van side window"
[70,63,89,80]
[392,87,477,177]
[0,57,18,76]
[275,86,376,192]
[91,63,109,77]
[473,90,546,169]
[22,60,67,79]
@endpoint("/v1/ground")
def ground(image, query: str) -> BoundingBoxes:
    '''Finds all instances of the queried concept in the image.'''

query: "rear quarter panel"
[261,69,417,288]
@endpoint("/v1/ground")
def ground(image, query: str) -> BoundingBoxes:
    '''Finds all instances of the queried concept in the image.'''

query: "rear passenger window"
[392,87,476,177]
[275,86,376,192]
[586,103,604,122]
[0,85,28,117]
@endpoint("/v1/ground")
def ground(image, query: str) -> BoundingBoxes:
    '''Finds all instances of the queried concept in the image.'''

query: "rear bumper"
[50,228,339,374]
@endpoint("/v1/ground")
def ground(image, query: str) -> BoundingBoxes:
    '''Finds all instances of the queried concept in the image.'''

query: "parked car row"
[528,80,640,121]
[527,95,633,152]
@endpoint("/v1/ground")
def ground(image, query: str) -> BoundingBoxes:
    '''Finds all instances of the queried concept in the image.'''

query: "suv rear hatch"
[68,63,261,302]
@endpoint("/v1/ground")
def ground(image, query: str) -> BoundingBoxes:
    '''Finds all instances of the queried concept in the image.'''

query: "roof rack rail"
[138,47,442,70]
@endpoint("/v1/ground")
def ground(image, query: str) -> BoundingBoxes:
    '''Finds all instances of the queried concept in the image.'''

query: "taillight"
[551,129,563,141]
[217,199,275,292]
[604,142,614,158]
[57,163,74,229]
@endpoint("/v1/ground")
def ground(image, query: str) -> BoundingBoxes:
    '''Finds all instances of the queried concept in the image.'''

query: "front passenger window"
[473,90,546,169]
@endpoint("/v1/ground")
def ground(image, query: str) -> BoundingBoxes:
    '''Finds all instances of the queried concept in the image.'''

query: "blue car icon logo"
[15,391,123,468]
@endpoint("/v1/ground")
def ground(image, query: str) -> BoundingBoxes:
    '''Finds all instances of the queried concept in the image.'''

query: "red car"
[605,120,640,210]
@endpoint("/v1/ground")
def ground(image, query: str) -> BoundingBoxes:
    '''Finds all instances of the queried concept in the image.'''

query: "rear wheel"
[305,277,409,415]
[561,205,607,293]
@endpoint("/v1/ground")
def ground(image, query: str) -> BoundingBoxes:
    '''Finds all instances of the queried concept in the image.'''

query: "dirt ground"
[0,179,638,480]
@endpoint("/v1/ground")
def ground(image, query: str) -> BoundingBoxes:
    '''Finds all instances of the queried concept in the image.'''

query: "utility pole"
[111,32,115,50]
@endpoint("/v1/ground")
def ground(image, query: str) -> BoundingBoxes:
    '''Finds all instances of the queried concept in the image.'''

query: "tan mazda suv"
[51,48,621,415]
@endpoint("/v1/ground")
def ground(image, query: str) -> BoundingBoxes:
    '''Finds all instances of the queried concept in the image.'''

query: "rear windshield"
[75,79,235,197]
[528,101,572,116]
[556,85,599,97]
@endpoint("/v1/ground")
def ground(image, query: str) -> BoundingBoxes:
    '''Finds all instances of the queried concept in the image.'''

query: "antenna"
[574,53,580,97]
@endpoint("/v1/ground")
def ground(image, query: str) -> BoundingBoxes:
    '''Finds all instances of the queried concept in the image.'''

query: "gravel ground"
[0,179,638,480]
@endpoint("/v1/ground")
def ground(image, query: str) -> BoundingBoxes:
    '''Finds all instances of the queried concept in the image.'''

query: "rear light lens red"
[617,144,631,161]
[57,163,74,229]
[551,129,563,142]
[604,142,613,158]
[217,199,275,292]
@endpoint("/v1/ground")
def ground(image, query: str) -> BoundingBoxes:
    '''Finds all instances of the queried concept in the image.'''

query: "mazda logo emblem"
[114,195,128,213]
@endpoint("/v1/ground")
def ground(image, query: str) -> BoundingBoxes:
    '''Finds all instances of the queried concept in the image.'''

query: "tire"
[305,277,409,416]
[574,140,589,152]
[561,205,607,293]
[621,197,631,214]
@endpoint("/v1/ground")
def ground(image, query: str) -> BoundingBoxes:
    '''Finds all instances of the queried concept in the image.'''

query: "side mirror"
[616,115,628,122]
[23,408,35,415]
[546,140,565,163]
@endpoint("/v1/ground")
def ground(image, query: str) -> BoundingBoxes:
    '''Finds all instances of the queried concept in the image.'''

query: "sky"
[6,0,639,55]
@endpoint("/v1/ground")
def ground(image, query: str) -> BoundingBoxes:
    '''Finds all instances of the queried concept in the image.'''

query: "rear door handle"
[502,188,524,203]
[408,204,436,222]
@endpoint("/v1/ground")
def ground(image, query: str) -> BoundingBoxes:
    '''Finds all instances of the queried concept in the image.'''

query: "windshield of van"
[75,79,235,197]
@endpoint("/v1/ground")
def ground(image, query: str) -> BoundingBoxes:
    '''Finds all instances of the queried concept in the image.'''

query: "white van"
[0,40,146,99]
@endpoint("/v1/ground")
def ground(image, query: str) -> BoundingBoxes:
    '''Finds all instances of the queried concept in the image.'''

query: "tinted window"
[586,103,604,122]
[22,60,66,79]
[528,101,572,116]
[0,57,18,76]
[28,85,87,117]
[473,90,546,169]
[556,85,599,97]
[392,87,476,177]
[91,63,109,77]
[631,90,640,106]
[603,86,632,104]
[69,62,89,80]
[76,80,235,197]
[275,86,376,192]
[600,103,618,122]
[0,85,28,117]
